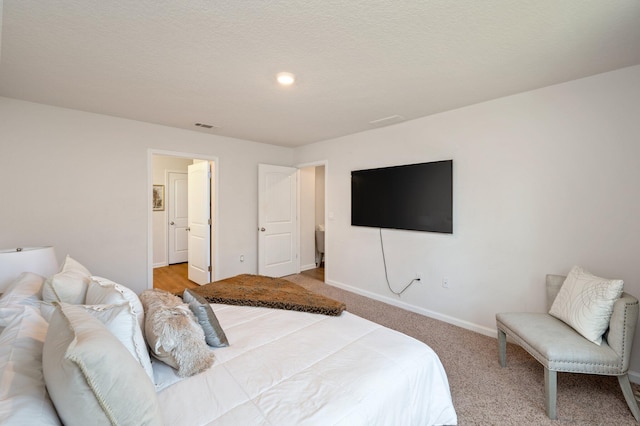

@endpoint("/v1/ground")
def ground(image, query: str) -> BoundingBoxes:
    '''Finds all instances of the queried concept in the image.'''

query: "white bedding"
[154,303,458,425]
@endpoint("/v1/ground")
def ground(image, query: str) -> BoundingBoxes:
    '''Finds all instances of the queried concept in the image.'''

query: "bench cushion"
[496,312,623,375]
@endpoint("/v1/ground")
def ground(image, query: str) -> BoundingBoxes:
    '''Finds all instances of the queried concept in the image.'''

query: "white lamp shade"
[0,246,59,292]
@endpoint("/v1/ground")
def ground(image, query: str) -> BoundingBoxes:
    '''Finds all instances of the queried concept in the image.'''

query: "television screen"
[351,160,453,233]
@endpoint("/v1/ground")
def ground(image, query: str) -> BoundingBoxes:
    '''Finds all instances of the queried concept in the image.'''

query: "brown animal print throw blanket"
[189,274,346,316]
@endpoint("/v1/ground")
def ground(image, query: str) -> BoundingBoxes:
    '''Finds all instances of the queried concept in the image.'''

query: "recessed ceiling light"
[276,72,296,86]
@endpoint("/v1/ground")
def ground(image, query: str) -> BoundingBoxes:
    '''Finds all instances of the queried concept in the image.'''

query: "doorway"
[147,150,218,289]
[256,161,327,279]
[298,162,326,278]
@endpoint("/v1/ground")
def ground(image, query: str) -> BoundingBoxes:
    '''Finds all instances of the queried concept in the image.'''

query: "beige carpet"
[286,272,640,425]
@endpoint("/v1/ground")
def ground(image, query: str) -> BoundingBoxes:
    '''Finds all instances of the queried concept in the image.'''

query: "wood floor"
[153,263,325,293]
[153,263,199,293]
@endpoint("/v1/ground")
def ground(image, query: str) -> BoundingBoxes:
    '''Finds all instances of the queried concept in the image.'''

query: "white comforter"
[154,304,457,426]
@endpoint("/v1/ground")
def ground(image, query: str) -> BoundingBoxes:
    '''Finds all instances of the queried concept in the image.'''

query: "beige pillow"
[140,289,214,377]
[549,266,623,345]
[41,302,154,381]
[42,303,163,426]
[86,276,145,332]
[42,255,91,304]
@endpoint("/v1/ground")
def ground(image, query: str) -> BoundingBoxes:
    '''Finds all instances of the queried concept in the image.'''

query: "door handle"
[260,227,266,232]
[169,221,175,225]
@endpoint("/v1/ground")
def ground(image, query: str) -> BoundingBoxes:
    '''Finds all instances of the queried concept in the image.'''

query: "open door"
[187,161,211,284]
[258,164,298,277]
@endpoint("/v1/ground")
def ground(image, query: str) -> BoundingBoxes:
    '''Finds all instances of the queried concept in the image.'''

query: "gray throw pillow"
[183,289,229,347]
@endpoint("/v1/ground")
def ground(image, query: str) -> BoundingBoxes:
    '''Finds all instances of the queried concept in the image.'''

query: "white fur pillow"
[140,289,214,377]
[549,266,623,345]
[42,255,91,304]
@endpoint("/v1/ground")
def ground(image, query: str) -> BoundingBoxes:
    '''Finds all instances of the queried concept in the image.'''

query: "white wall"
[2,65,639,375]
[0,97,293,294]
[294,65,640,374]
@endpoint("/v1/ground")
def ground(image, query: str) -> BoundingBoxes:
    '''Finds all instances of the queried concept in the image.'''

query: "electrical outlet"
[442,277,449,288]
[240,255,245,262]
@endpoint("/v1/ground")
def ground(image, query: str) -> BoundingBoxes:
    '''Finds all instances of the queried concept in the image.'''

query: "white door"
[188,161,211,285]
[168,172,188,264]
[258,164,298,277]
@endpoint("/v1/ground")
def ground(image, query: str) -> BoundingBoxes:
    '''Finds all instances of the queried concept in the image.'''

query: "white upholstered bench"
[496,274,640,421]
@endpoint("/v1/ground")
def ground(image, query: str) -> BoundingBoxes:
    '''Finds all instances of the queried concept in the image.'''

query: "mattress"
[154,303,457,425]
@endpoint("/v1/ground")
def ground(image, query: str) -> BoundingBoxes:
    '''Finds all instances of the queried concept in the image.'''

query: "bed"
[154,303,457,425]
[0,260,457,426]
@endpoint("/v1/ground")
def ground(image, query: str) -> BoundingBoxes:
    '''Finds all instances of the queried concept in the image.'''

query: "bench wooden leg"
[617,374,640,422]
[498,328,507,367]
[544,367,557,420]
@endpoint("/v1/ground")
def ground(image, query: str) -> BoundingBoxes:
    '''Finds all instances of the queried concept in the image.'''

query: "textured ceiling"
[1,1,639,147]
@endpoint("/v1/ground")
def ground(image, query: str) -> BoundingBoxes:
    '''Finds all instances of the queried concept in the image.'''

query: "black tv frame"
[351,159,453,234]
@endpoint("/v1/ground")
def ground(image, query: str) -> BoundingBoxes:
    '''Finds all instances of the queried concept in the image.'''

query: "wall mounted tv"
[351,159,453,233]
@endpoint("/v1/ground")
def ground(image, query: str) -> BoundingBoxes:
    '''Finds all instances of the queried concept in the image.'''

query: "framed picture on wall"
[153,185,165,211]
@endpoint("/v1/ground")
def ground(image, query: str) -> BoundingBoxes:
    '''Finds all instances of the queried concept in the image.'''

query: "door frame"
[147,149,219,289]
[295,159,328,278]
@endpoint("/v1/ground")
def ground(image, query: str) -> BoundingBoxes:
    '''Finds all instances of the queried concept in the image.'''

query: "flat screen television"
[351,159,453,233]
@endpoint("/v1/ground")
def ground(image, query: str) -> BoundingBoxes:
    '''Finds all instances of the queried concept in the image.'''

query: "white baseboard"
[153,262,168,268]
[325,278,640,385]
[300,263,317,272]
[325,278,496,337]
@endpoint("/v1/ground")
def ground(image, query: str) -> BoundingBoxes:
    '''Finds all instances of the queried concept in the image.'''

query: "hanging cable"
[379,228,420,296]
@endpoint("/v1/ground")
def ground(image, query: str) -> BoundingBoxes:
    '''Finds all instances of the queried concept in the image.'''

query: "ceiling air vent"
[194,122,220,129]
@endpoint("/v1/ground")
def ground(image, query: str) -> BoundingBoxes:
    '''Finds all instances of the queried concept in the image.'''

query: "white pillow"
[0,306,61,425]
[140,289,214,377]
[42,303,163,426]
[0,272,44,327]
[42,255,91,304]
[86,276,145,332]
[41,302,154,381]
[549,266,624,345]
